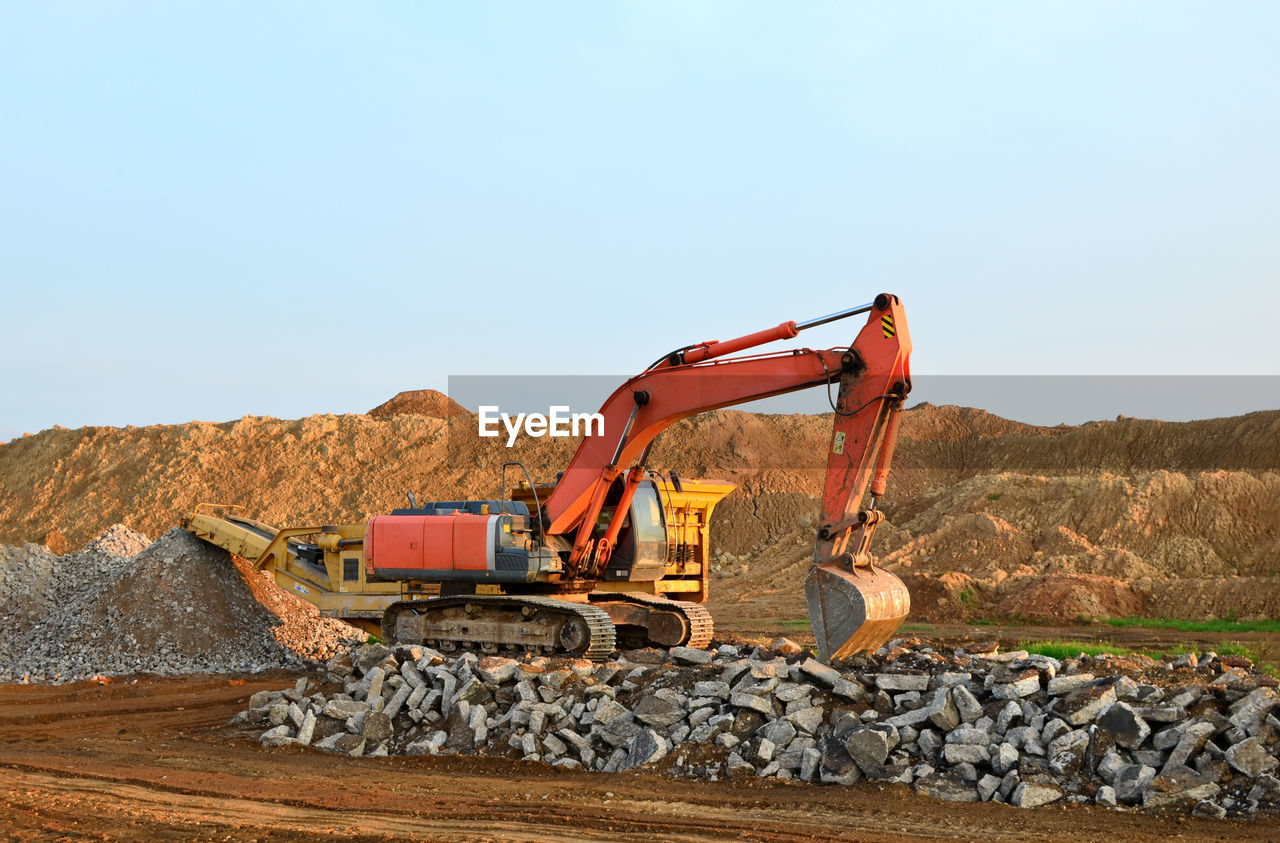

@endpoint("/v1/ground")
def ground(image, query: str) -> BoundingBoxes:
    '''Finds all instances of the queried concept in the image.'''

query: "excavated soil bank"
[1,403,1277,626]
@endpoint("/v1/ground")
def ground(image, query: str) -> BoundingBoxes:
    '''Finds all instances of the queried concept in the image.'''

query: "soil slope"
[1,402,1277,625]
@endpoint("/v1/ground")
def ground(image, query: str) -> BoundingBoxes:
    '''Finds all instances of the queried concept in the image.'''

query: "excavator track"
[381,596,616,662]
[590,592,714,650]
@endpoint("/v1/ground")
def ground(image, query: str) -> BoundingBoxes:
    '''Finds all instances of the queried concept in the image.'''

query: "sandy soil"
[3,400,1276,626]
[0,670,1268,842]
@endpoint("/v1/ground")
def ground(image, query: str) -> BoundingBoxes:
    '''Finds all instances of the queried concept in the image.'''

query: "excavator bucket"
[804,562,910,662]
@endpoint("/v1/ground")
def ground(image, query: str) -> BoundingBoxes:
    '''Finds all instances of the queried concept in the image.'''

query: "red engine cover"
[365,514,494,580]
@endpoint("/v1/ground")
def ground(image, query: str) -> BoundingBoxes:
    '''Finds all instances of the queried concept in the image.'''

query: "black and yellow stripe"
[881,314,896,338]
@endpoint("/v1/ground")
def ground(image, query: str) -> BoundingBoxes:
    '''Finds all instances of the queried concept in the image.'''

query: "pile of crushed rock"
[237,638,1280,818]
[0,527,361,683]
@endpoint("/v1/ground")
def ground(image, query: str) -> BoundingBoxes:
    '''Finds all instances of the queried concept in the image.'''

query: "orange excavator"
[185,293,912,662]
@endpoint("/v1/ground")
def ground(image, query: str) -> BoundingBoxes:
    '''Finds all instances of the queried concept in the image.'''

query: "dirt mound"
[0,529,360,682]
[898,402,1057,441]
[368,389,470,419]
[1,403,1277,628]
[995,573,1143,622]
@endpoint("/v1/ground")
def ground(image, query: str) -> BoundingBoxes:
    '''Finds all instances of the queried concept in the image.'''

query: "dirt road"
[0,674,1268,841]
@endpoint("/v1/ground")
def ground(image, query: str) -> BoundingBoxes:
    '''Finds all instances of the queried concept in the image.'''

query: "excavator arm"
[541,293,913,659]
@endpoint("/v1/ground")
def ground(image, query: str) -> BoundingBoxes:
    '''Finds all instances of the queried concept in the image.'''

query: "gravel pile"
[1,528,361,683]
[0,525,149,655]
[238,638,1280,818]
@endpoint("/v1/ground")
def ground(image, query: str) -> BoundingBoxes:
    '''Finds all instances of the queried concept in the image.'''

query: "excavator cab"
[600,479,669,582]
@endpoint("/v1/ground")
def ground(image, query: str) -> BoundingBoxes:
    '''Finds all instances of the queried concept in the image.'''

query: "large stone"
[759,719,798,747]
[729,691,775,717]
[800,747,822,782]
[693,680,730,699]
[1047,674,1095,696]
[1113,764,1157,804]
[914,773,978,802]
[593,698,632,727]
[1096,702,1150,750]
[399,660,426,689]
[260,725,294,748]
[1012,778,1063,808]
[1247,773,1280,809]
[364,666,387,701]
[438,672,458,717]
[920,688,960,731]
[671,646,713,665]
[1225,736,1280,777]
[405,731,448,756]
[943,744,989,766]
[787,705,825,735]
[977,773,1002,801]
[799,658,840,688]
[883,707,932,729]
[1048,728,1088,757]
[991,742,1019,776]
[819,737,861,785]
[634,695,685,729]
[1143,765,1221,808]
[353,643,393,675]
[296,710,316,745]
[875,672,930,692]
[623,729,670,770]
[1163,721,1215,772]
[322,699,369,720]
[267,700,290,727]
[832,677,866,703]
[770,637,802,656]
[383,684,414,719]
[994,700,1022,735]
[755,737,776,765]
[946,727,991,745]
[453,677,493,708]
[362,711,393,743]
[1228,688,1279,736]
[248,690,277,711]
[846,727,893,774]
[991,668,1041,700]
[951,685,983,724]
[1047,729,1089,775]
[770,679,802,700]
[918,729,943,759]
[476,656,520,686]
[1139,705,1186,724]
[332,734,367,757]
[1057,683,1116,726]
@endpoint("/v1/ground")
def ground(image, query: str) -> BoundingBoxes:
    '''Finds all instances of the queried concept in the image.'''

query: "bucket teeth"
[804,562,910,662]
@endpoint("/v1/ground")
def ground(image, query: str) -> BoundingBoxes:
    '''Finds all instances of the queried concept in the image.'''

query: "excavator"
[185,293,913,662]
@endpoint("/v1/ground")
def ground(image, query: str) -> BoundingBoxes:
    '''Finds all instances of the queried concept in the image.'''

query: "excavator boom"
[543,293,913,657]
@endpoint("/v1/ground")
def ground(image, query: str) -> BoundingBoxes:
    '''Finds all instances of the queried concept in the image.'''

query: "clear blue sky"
[2,2,1278,441]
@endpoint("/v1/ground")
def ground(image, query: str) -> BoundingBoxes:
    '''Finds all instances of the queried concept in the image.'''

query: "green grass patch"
[778,618,810,628]
[1104,616,1280,634]
[1018,640,1129,660]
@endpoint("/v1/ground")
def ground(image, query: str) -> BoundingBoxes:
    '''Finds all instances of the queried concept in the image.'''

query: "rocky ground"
[234,636,1280,819]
